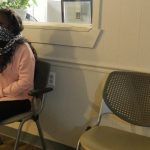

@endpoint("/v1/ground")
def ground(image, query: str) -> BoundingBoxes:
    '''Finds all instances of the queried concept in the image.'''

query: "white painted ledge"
[23,22,103,48]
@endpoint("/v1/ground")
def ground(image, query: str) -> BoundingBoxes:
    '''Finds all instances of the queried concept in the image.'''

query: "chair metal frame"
[0,59,53,150]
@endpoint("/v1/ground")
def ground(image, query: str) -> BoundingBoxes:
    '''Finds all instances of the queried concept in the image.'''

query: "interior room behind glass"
[27,0,92,24]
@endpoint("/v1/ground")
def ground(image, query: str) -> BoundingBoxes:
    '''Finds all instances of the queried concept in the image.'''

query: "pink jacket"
[0,43,35,101]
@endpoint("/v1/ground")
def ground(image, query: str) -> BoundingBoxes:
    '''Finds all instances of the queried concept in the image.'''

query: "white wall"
[7,0,150,147]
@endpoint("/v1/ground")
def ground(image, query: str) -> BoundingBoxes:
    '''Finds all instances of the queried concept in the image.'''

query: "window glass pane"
[47,0,62,22]
[27,0,48,22]
[26,0,92,24]
[63,0,92,24]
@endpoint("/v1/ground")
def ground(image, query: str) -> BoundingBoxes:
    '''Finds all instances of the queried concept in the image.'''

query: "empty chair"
[77,71,150,150]
[0,59,53,150]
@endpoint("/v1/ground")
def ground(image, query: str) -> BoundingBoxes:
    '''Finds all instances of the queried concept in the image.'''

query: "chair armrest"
[28,87,53,96]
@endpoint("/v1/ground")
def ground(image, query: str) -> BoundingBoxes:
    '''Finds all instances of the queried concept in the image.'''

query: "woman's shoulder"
[15,43,35,58]
[17,42,31,52]
[11,42,35,67]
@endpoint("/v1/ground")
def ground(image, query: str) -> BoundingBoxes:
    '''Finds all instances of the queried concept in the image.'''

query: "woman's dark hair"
[0,8,37,73]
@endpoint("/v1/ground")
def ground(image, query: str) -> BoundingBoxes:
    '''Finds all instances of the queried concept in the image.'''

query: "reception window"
[23,0,102,48]
[27,0,92,24]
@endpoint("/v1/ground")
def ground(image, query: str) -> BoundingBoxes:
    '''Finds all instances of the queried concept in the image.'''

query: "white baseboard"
[0,125,74,150]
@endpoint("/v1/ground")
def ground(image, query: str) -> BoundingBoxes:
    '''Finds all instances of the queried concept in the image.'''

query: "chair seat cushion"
[80,126,150,150]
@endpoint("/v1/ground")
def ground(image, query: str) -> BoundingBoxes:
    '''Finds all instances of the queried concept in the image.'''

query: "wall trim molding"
[40,56,150,74]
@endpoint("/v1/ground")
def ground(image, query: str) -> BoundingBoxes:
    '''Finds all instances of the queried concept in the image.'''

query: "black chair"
[77,71,150,150]
[0,59,53,150]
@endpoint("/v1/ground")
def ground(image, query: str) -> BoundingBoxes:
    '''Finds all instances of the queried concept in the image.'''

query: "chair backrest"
[103,71,150,127]
[32,59,51,115]
[34,59,51,90]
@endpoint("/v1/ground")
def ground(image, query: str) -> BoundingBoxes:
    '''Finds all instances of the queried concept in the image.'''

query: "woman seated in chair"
[0,8,37,121]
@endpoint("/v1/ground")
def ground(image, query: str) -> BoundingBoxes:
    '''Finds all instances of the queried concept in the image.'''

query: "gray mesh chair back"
[76,71,150,150]
[103,71,150,127]
[0,59,53,150]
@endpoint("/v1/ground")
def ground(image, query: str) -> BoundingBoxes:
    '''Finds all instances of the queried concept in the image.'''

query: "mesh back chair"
[77,71,150,150]
[0,59,53,150]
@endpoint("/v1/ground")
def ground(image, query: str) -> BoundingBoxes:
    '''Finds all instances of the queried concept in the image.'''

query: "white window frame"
[22,0,103,48]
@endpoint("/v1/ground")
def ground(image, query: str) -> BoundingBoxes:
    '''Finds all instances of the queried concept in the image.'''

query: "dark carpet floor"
[0,134,41,150]
[0,134,75,150]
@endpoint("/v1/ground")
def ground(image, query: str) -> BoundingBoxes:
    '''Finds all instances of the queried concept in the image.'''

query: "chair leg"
[13,120,26,150]
[35,119,47,150]
[76,140,81,150]
[0,137,3,145]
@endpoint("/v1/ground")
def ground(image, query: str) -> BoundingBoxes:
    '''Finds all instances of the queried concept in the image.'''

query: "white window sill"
[23,22,102,48]
[24,22,92,32]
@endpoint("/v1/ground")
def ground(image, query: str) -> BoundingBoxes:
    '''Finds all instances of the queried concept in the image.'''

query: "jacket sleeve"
[2,44,35,97]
